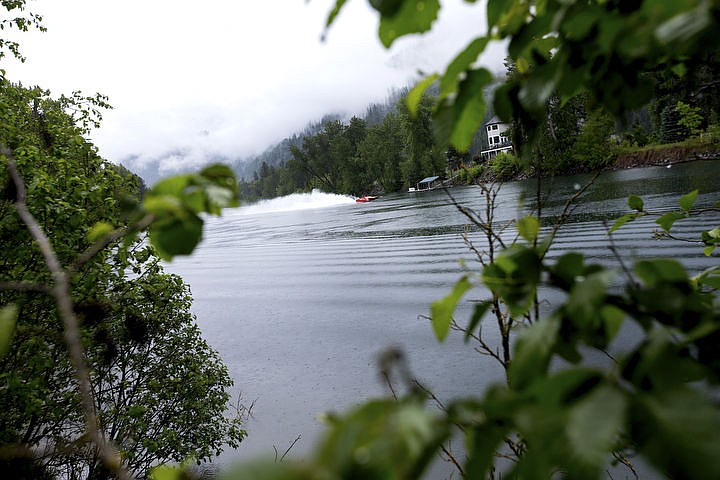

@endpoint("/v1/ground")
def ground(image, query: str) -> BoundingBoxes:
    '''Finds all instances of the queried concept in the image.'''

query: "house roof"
[418,176,441,183]
[485,115,502,125]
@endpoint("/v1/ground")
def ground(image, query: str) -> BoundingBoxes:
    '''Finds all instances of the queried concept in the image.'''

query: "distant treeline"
[238,88,494,201]
[234,88,411,183]
[239,46,720,202]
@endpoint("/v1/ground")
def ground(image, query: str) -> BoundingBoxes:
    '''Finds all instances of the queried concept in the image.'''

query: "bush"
[676,100,703,137]
[490,152,523,180]
[458,163,486,183]
[571,110,617,170]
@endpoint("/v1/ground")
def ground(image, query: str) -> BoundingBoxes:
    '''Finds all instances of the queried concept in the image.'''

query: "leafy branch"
[3,147,133,479]
[610,189,720,255]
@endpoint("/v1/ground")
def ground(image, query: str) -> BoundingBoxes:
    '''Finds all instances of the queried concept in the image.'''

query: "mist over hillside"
[120,88,410,186]
[230,87,412,181]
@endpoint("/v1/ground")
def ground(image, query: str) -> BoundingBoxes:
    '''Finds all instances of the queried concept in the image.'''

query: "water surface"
[166,160,720,474]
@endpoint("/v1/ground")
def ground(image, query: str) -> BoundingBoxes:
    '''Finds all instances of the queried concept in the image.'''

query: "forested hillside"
[237,83,500,200]
[235,87,413,182]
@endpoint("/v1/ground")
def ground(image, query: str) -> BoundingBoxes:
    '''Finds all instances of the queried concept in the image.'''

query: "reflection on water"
[166,160,720,476]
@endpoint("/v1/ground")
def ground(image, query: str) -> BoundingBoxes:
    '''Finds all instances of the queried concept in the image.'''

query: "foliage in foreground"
[238,97,448,200]
[203,1,720,479]
[1,0,719,479]
[0,77,245,478]
[208,183,720,480]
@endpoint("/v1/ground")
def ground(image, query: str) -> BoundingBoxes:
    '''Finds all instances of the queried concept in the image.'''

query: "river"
[166,160,720,476]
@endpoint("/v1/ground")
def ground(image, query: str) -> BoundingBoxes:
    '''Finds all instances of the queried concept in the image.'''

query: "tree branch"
[4,149,133,480]
[0,280,52,294]
[71,214,154,272]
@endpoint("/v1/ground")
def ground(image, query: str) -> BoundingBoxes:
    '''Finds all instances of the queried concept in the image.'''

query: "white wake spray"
[235,189,356,215]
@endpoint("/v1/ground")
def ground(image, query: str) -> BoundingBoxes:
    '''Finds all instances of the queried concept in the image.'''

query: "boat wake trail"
[236,189,356,215]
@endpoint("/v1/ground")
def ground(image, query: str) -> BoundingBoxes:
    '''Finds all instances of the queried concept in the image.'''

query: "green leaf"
[655,211,686,231]
[635,387,720,479]
[464,300,493,343]
[679,189,698,213]
[561,7,602,41]
[150,174,193,197]
[693,266,720,289]
[143,166,237,259]
[149,215,203,261]
[316,398,447,479]
[86,221,114,243]
[518,65,557,112]
[483,246,542,318]
[527,369,603,407]
[183,189,206,214]
[0,304,18,358]
[147,166,238,217]
[550,252,585,287]
[464,423,508,479]
[609,213,638,233]
[449,68,493,150]
[517,215,540,243]
[635,259,688,286]
[492,82,516,122]
[704,245,717,256]
[378,0,441,48]
[671,62,687,77]
[200,163,239,195]
[150,464,183,480]
[566,269,615,328]
[627,194,644,211]
[702,226,720,244]
[487,0,528,35]
[325,0,348,28]
[431,276,472,341]
[368,0,404,17]
[439,36,489,96]
[406,74,439,117]
[509,315,560,389]
[601,305,625,342]
[567,385,626,471]
[487,0,511,30]
[204,184,236,215]
[143,195,185,218]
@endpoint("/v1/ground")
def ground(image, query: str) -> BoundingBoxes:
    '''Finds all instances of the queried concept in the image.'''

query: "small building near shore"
[409,175,445,192]
[479,116,513,161]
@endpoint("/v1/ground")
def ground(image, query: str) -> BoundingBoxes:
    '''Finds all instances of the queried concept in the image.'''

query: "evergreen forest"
[239,51,720,201]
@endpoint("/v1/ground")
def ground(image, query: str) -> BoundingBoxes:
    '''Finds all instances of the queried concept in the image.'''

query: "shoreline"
[459,143,720,185]
[611,144,720,170]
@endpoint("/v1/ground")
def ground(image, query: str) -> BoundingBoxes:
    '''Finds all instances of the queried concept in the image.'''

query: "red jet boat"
[355,195,379,203]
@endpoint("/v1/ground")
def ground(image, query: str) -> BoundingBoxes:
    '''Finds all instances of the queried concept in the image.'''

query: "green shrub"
[459,163,486,183]
[490,152,522,180]
[571,110,617,170]
[676,100,703,137]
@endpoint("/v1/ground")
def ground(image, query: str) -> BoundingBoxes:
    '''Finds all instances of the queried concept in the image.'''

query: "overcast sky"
[6,0,505,177]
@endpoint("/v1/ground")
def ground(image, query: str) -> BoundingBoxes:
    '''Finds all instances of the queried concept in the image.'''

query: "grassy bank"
[455,126,720,184]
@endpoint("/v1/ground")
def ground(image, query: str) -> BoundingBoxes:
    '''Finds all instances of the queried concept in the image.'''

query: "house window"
[492,124,499,130]
[494,136,500,144]
[489,136,494,145]
[487,126,492,132]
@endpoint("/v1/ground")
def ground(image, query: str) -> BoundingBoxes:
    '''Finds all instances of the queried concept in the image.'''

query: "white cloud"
[6,0,505,176]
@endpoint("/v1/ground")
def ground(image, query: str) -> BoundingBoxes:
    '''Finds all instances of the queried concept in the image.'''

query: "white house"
[479,116,513,161]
